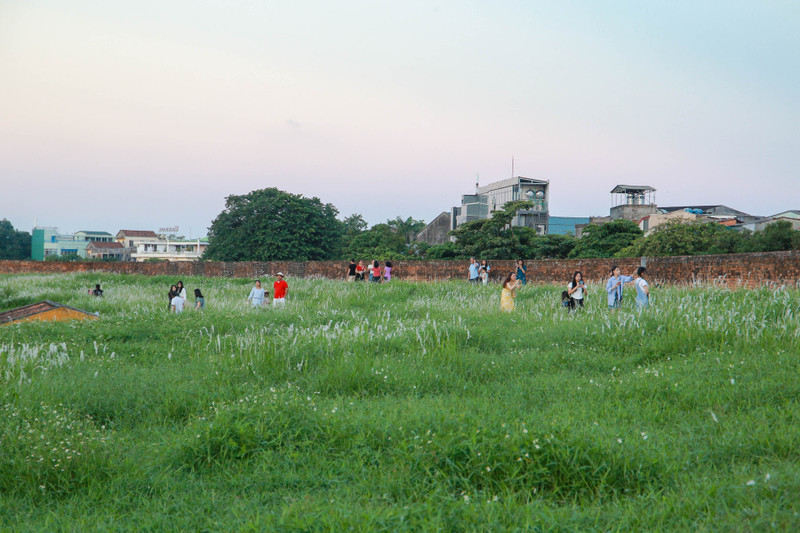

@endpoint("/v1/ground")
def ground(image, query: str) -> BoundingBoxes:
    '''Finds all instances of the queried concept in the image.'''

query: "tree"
[617,221,728,257]
[386,216,426,244]
[568,220,642,258]
[448,201,542,259]
[748,220,800,252]
[204,188,344,261]
[0,219,32,260]
[345,223,407,260]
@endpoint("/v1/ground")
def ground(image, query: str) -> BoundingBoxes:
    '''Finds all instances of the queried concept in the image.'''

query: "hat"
[276,272,285,277]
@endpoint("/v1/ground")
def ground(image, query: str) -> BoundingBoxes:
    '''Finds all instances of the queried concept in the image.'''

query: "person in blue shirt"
[516,260,527,285]
[606,265,634,309]
[468,257,481,284]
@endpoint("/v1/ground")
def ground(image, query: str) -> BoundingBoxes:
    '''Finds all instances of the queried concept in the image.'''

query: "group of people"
[467,258,494,285]
[168,281,204,313]
[493,262,650,312]
[247,273,289,307]
[346,260,393,283]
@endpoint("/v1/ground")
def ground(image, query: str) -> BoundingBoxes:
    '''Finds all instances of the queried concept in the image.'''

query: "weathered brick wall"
[1,251,799,288]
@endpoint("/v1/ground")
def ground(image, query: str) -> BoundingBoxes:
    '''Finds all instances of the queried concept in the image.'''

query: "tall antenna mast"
[475,174,479,194]
[511,156,515,178]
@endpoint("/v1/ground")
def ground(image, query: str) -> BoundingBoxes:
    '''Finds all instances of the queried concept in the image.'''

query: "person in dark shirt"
[92,284,103,297]
[347,260,357,282]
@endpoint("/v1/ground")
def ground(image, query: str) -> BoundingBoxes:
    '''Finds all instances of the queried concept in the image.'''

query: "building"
[451,176,550,234]
[610,185,658,222]
[116,230,160,248]
[0,300,98,325]
[31,227,114,260]
[115,230,207,262]
[85,241,131,261]
[548,216,591,236]
[737,210,800,232]
[657,205,757,224]
[415,212,452,245]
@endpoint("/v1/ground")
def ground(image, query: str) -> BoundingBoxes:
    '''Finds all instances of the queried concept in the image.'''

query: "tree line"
[204,188,800,262]
[3,188,797,262]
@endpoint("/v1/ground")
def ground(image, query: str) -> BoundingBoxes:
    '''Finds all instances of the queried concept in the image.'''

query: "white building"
[451,176,550,234]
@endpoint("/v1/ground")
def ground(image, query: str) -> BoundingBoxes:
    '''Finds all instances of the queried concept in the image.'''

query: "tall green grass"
[1,272,799,531]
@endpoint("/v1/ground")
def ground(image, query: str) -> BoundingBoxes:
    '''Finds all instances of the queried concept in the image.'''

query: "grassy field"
[1,272,799,531]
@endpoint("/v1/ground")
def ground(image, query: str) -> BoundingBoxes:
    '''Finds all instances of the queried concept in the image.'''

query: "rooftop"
[610,185,657,194]
[0,300,97,325]
[117,230,159,238]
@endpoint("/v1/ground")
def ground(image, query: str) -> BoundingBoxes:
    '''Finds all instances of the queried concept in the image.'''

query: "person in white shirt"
[176,280,187,302]
[247,280,267,307]
[567,271,588,309]
[171,293,185,313]
[634,266,650,309]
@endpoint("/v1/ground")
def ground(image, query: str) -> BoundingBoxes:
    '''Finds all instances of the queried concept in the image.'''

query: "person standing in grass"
[273,272,288,307]
[171,291,185,313]
[194,289,205,310]
[247,280,267,307]
[468,257,480,284]
[516,260,527,285]
[480,260,491,285]
[92,284,103,296]
[371,260,382,283]
[347,260,357,282]
[176,281,187,303]
[606,265,634,309]
[567,271,588,309]
[634,266,650,309]
[355,260,365,281]
[500,272,522,312]
[383,261,393,282]
[367,260,375,282]
[167,285,178,310]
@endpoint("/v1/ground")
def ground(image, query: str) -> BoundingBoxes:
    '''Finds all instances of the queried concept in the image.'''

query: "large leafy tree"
[568,219,642,258]
[0,219,32,260]
[204,188,344,261]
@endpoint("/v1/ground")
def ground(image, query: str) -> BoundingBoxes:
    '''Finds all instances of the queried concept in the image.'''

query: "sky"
[1,0,799,236]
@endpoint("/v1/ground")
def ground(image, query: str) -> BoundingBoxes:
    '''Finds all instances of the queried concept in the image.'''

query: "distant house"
[0,301,98,325]
[738,210,800,232]
[85,241,130,261]
[116,230,160,249]
[116,230,208,262]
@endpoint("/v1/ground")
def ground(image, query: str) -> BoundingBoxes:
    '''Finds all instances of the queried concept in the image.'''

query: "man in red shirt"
[273,272,289,308]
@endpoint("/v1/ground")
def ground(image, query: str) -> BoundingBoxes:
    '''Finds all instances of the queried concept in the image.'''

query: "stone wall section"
[1,251,799,288]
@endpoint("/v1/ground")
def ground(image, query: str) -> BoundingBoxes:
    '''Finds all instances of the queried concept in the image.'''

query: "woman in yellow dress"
[500,272,522,312]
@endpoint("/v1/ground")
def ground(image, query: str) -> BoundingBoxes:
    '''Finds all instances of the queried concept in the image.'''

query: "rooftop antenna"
[511,156,515,178]
[475,174,479,194]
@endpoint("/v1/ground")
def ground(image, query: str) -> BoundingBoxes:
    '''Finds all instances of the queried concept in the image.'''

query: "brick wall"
[1,251,799,288]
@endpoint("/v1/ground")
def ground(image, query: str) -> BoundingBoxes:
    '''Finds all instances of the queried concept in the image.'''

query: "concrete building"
[415,212,452,245]
[31,227,114,260]
[451,176,550,234]
[610,185,658,221]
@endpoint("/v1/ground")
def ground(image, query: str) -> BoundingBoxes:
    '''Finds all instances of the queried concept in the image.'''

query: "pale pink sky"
[1,1,798,235]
